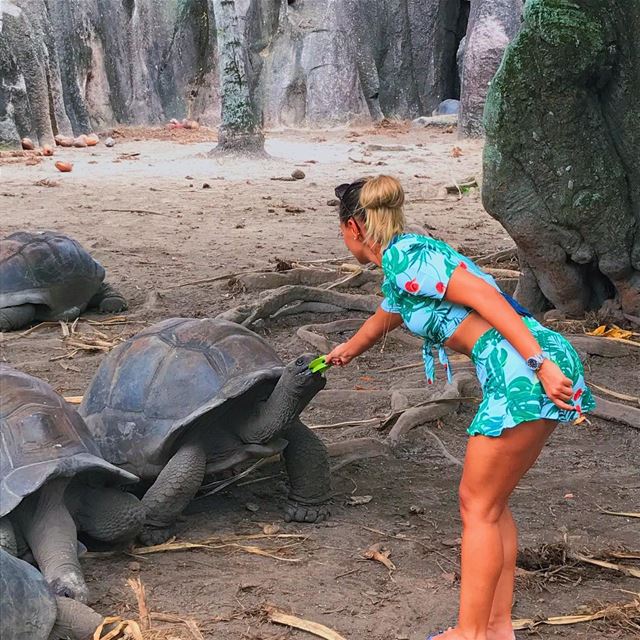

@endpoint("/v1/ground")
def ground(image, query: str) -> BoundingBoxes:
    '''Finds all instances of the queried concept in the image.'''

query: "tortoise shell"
[0,231,104,318]
[79,318,285,473]
[0,365,137,518]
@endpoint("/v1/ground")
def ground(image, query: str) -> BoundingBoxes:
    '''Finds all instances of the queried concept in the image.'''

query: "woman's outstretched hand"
[537,360,575,411]
[326,342,355,366]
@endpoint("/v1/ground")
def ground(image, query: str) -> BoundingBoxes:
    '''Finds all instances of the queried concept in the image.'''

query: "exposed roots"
[216,285,379,327]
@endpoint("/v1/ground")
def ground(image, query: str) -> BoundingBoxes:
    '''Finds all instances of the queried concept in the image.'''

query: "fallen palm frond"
[126,533,307,564]
[586,325,640,346]
[512,594,640,631]
[569,552,640,579]
[266,607,348,640]
[93,616,144,640]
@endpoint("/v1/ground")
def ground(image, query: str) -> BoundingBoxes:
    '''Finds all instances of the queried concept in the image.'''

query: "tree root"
[231,267,380,292]
[326,438,391,472]
[567,335,636,358]
[386,373,477,444]
[297,318,422,353]
[216,285,379,327]
[297,319,365,352]
[591,395,640,430]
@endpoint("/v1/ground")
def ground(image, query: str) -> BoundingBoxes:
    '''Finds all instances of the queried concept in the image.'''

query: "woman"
[326,175,595,640]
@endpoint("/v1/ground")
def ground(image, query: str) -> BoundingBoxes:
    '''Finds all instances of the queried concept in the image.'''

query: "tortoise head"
[279,353,327,408]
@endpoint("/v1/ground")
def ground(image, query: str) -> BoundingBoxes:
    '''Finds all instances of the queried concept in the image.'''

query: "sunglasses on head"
[335,180,367,218]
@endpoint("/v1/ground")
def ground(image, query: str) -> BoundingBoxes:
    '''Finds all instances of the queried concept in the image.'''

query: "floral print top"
[381,234,501,384]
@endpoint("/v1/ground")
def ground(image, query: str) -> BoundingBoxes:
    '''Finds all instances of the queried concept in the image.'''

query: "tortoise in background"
[0,231,127,331]
[0,549,104,640]
[0,365,144,602]
[80,318,332,545]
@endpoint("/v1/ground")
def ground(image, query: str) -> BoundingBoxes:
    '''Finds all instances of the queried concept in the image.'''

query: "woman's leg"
[434,418,556,640]
[487,507,517,640]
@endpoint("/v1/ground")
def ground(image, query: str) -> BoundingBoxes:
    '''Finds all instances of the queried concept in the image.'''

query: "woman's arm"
[445,267,575,410]
[326,306,403,365]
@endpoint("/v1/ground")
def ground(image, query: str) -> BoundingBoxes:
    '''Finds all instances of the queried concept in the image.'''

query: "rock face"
[483,0,640,317]
[0,0,471,145]
[458,0,523,137]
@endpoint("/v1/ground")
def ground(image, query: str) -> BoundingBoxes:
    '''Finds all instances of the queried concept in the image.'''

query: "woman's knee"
[459,482,506,525]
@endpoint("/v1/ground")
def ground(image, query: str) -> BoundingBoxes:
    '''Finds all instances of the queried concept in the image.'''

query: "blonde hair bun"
[359,175,405,210]
[359,175,405,248]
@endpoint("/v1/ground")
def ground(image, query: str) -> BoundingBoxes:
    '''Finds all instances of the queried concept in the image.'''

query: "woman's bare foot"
[429,628,475,640]
[487,622,515,640]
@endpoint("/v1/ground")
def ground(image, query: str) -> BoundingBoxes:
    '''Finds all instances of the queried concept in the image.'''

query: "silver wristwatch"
[526,353,545,371]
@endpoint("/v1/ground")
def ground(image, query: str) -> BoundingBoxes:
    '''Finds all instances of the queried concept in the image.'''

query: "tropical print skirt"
[468,317,596,437]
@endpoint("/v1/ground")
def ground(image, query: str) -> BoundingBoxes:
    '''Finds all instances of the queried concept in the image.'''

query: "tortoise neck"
[241,376,306,443]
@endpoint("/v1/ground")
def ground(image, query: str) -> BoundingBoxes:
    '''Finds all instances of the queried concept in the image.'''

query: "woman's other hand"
[537,360,575,411]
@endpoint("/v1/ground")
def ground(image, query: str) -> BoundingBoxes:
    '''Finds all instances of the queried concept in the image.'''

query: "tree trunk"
[211,0,264,154]
[482,0,640,319]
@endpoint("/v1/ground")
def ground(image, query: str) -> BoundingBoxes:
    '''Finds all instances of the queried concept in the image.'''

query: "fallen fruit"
[54,161,73,172]
[85,133,99,146]
[57,136,74,147]
[21,138,35,150]
[73,135,88,148]
[291,169,305,180]
[41,145,54,157]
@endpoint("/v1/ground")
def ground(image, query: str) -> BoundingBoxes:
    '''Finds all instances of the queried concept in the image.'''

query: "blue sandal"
[426,634,443,640]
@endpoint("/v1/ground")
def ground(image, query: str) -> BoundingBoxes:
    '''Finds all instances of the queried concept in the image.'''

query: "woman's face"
[340,219,370,264]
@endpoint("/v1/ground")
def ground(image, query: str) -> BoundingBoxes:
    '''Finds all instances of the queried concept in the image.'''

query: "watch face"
[527,356,542,370]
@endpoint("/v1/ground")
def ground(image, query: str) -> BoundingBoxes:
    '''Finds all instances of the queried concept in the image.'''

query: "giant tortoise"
[0,365,145,602]
[0,549,104,640]
[0,231,127,331]
[80,318,332,545]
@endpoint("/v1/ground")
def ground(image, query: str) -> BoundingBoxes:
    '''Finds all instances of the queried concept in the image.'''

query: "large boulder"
[459,0,522,137]
[482,0,640,317]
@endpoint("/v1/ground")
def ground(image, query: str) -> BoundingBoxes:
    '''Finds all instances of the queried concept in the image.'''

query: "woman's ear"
[346,218,361,239]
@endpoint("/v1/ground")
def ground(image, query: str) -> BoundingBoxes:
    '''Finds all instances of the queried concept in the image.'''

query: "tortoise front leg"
[15,478,88,602]
[88,281,127,313]
[282,419,332,523]
[0,304,36,331]
[139,441,207,546]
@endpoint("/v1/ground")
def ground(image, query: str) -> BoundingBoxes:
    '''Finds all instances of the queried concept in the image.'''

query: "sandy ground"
[1,126,639,640]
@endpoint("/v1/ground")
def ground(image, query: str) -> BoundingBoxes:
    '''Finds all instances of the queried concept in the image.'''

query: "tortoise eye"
[295,357,304,366]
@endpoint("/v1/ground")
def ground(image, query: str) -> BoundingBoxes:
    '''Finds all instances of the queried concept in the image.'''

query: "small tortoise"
[80,318,332,545]
[0,549,104,640]
[0,365,145,602]
[0,231,127,331]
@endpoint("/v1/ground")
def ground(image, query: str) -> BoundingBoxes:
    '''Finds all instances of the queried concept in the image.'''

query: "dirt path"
[1,127,638,640]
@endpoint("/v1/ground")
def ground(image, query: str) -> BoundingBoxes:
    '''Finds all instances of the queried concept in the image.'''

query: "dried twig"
[598,508,640,519]
[126,577,150,630]
[102,208,170,217]
[266,607,348,640]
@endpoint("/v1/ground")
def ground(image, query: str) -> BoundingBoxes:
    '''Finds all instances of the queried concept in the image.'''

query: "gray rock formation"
[0,0,471,145]
[458,0,522,137]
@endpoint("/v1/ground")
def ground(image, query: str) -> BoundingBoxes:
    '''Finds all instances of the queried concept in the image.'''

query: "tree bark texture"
[482,0,640,317]
[211,0,263,152]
